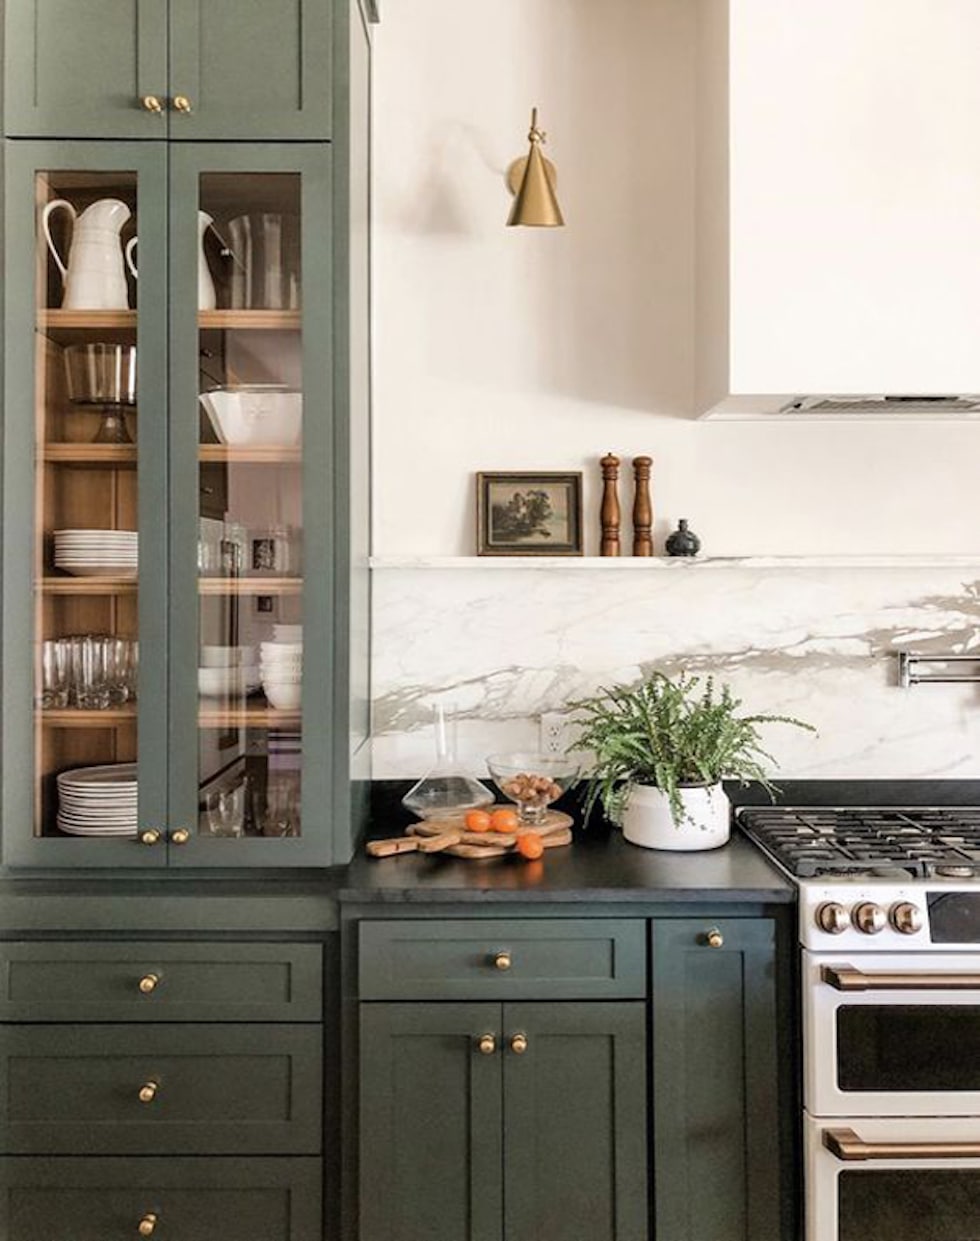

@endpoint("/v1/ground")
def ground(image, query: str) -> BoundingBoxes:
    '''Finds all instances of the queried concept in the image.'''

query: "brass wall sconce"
[506,107,565,228]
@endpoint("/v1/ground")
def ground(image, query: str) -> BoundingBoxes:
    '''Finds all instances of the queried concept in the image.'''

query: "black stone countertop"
[337,829,795,904]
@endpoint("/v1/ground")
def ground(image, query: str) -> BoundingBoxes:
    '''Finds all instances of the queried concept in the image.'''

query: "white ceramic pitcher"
[41,198,134,310]
[126,211,217,310]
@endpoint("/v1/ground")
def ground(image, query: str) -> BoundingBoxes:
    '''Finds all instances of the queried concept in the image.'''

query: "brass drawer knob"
[172,94,193,114]
[138,1080,159,1104]
[139,829,162,847]
[493,951,512,971]
[705,928,724,949]
[477,1033,496,1056]
[170,828,191,846]
[138,973,160,995]
[510,1032,528,1055]
[138,1214,158,1237]
[140,94,163,114]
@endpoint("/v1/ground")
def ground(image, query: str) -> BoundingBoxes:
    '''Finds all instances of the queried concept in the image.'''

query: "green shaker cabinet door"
[169,0,332,140]
[503,1001,648,1241]
[4,0,169,139]
[651,918,784,1241]
[359,1003,503,1241]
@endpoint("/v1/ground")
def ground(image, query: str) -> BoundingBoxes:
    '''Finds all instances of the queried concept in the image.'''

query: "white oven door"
[805,950,980,1117]
[806,1113,980,1241]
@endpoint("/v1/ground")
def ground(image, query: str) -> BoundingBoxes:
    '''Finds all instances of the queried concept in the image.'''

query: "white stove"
[737,805,980,1241]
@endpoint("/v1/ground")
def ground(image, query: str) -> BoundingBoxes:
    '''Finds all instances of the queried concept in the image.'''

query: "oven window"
[837,1006,980,1091]
[840,1170,980,1240]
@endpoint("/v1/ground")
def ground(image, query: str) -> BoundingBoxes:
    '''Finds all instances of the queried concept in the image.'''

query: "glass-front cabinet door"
[2,142,334,868]
[167,146,332,866]
[2,142,169,866]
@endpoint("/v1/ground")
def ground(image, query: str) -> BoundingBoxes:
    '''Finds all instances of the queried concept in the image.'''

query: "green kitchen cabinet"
[4,0,332,140]
[358,1000,648,1241]
[1,139,351,869]
[651,917,792,1241]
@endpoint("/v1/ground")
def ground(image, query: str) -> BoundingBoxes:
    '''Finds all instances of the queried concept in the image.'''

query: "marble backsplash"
[370,560,980,781]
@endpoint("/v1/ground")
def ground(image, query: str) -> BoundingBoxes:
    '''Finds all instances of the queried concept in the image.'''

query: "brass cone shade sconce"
[506,107,565,227]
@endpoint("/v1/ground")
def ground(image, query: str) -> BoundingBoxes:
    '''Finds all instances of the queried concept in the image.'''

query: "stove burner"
[737,806,980,880]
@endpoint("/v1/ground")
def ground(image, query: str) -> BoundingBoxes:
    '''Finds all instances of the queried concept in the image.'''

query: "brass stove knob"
[853,902,886,935]
[816,902,850,935]
[890,901,924,935]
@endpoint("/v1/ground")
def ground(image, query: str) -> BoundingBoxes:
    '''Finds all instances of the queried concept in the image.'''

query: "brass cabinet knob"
[705,928,724,949]
[140,94,164,114]
[477,1033,496,1056]
[172,95,193,114]
[138,973,160,995]
[170,827,191,845]
[138,1214,158,1237]
[493,951,512,971]
[138,1080,159,1104]
[510,1032,528,1055]
[139,829,162,847]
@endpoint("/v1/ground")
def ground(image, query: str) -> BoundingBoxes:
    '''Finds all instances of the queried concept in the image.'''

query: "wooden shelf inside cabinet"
[44,444,137,468]
[198,310,300,331]
[39,576,138,595]
[39,310,136,332]
[41,706,136,727]
[199,577,302,596]
[199,705,301,729]
[199,445,301,464]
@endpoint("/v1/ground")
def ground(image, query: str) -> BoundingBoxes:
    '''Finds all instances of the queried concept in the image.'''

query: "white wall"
[372,0,980,559]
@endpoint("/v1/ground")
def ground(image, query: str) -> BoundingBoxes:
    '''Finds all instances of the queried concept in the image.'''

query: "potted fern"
[572,671,814,851]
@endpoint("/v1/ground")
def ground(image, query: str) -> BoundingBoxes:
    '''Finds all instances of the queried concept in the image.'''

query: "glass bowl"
[485,752,580,825]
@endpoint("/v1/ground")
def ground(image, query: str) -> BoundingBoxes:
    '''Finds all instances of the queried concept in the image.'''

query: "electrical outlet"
[539,711,569,755]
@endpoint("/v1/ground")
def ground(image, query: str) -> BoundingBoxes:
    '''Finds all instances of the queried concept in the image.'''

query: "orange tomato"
[465,809,492,833]
[490,807,520,831]
[515,832,545,860]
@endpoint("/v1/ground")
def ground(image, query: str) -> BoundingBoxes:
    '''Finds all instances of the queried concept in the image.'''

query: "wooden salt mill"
[632,456,653,556]
[599,453,621,556]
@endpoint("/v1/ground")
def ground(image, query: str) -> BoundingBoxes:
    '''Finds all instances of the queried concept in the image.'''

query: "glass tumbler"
[39,639,70,708]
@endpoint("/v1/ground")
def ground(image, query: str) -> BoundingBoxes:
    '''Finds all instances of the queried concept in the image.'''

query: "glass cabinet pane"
[840,1170,980,1240]
[838,1006,980,1092]
[33,169,140,844]
[195,172,305,844]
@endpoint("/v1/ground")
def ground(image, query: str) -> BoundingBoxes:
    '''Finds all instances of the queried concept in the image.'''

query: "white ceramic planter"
[621,782,730,851]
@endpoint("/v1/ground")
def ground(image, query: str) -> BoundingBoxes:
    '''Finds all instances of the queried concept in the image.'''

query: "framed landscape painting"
[477,472,583,556]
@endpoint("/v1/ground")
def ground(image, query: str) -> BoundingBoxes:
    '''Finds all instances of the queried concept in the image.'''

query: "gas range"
[737,804,980,951]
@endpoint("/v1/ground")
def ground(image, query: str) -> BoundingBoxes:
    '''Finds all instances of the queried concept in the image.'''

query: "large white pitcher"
[41,198,134,310]
[125,211,217,310]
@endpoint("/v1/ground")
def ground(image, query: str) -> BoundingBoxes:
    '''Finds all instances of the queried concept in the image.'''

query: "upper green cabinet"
[4,0,333,141]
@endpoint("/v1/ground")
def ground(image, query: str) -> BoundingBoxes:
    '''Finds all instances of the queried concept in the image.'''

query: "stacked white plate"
[56,762,137,837]
[54,529,138,578]
[260,640,302,710]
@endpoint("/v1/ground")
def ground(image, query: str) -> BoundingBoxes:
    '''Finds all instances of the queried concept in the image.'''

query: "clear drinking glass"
[77,635,111,709]
[204,782,246,838]
[39,639,70,708]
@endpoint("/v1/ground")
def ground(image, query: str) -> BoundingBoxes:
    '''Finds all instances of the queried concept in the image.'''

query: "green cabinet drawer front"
[168,0,332,139]
[503,1002,648,1241]
[651,918,783,1241]
[4,0,169,138]
[0,1025,322,1154]
[0,942,322,1021]
[0,1156,322,1241]
[358,919,645,1001]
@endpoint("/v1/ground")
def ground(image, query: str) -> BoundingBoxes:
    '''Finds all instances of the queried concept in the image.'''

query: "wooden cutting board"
[366,809,573,861]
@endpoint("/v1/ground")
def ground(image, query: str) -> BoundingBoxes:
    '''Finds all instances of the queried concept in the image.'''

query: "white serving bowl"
[198,666,260,697]
[260,641,303,656]
[199,387,302,447]
[200,644,255,668]
[260,657,302,672]
[263,681,302,710]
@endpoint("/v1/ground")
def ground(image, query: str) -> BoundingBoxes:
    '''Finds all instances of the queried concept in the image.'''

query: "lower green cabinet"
[651,918,787,1241]
[359,1000,647,1241]
[0,1156,322,1241]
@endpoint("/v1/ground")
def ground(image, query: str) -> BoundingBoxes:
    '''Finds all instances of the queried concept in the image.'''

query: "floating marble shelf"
[370,555,980,571]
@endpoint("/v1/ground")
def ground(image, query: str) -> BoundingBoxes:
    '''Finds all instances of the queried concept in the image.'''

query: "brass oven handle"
[823,1127,980,1162]
[822,964,980,992]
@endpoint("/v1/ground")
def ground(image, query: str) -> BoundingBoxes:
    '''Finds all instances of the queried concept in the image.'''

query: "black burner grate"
[736,806,980,879]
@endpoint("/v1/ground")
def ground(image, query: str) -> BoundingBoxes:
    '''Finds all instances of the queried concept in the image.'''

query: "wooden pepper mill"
[599,453,621,556]
[632,456,653,556]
